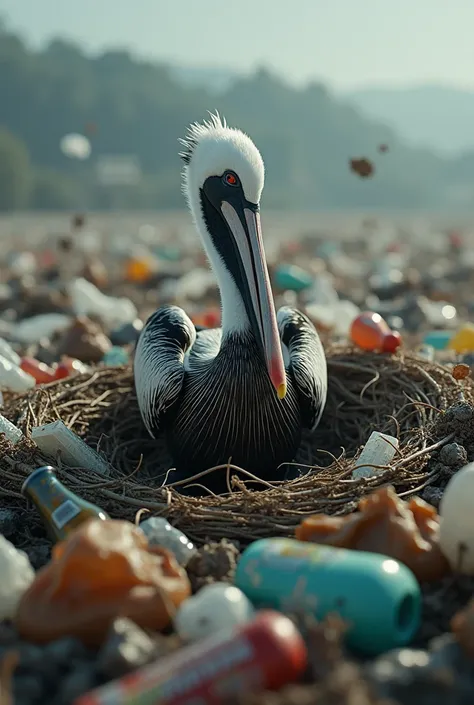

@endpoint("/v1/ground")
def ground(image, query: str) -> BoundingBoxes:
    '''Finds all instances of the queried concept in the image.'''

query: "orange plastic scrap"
[452,599,474,659]
[125,258,152,283]
[295,486,449,583]
[15,519,191,646]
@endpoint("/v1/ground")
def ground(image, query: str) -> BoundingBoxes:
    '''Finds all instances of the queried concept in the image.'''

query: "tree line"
[0,18,473,212]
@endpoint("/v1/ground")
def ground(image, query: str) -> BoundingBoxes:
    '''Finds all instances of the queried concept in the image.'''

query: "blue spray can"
[235,538,421,655]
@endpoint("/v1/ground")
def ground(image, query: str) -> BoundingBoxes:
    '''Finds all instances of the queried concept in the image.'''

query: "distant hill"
[170,66,237,93]
[345,85,474,156]
[0,20,474,211]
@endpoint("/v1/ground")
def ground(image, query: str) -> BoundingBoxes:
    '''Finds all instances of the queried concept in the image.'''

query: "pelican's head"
[180,113,286,400]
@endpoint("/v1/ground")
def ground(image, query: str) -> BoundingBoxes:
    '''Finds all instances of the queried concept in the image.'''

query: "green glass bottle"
[22,465,110,542]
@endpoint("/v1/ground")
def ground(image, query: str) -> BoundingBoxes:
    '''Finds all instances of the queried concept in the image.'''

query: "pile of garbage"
[2,463,474,704]
[0,214,474,703]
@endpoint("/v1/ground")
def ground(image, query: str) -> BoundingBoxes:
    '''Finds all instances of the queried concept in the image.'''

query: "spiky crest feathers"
[178,112,227,165]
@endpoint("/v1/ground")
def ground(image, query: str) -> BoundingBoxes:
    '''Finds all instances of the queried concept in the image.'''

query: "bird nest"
[1,345,472,544]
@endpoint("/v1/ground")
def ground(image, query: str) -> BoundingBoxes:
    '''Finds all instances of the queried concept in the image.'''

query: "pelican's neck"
[191,193,252,338]
[215,263,251,337]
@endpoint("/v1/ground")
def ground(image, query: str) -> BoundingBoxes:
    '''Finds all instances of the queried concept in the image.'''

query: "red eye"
[224,172,238,186]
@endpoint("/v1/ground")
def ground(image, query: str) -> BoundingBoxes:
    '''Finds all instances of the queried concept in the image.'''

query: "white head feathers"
[179,112,265,206]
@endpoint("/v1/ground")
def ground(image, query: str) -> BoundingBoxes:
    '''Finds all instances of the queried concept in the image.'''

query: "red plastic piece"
[54,358,89,380]
[20,357,56,384]
[381,331,402,353]
[350,312,402,353]
[202,309,221,329]
[73,610,307,705]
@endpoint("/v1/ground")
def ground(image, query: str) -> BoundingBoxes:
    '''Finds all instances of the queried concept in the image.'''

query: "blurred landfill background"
[0,0,474,358]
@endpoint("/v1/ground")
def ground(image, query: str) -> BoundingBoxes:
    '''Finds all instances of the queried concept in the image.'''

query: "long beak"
[221,201,287,399]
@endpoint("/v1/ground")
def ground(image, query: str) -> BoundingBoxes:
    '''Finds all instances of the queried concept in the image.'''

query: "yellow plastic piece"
[125,257,152,283]
[448,324,474,353]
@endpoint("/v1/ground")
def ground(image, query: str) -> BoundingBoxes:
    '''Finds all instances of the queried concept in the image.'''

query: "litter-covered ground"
[1,213,474,704]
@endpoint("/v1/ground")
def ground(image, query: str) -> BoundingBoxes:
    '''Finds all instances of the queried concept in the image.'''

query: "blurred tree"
[29,168,80,210]
[0,127,31,210]
[0,24,469,210]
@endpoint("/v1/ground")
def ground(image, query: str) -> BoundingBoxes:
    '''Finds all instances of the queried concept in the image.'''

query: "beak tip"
[277,382,287,400]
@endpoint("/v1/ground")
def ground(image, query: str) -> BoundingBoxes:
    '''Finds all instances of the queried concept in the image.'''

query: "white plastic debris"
[439,462,474,574]
[0,338,20,366]
[304,271,339,306]
[0,413,24,445]
[352,431,399,480]
[31,419,110,477]
[0,534,35,620]
[12,313,72,344]
[68,278,137,328]
[163,269,216,301]
[334,300,361,336]
[139,517,196,566]
[174,582,255,642]
[8,251,37,277]
[0,355,35,393]
[60,132,91,160]
[76,230,102,255]
[306,300,360,336]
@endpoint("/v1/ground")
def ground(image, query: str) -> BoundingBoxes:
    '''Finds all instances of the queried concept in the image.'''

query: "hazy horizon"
[0,0,473,92]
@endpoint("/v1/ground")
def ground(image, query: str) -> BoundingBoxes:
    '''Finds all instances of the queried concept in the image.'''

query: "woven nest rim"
[0,345,471,544]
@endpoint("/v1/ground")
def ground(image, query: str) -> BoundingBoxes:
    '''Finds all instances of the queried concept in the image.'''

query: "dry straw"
[0,345,471,544]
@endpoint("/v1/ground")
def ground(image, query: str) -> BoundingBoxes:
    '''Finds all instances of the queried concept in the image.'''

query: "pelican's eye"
[223,171,239,187]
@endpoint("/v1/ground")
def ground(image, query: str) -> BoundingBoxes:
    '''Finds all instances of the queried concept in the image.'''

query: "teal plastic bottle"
[235,538,421,655]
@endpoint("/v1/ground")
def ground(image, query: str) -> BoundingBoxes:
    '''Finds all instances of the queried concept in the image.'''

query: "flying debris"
[350,158,374,178]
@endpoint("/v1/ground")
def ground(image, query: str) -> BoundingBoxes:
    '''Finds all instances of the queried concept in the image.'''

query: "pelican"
[134,113,327,490]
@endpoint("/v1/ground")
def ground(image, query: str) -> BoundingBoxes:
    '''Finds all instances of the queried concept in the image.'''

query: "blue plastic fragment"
[102,346,130,366]
[422,331,452,350]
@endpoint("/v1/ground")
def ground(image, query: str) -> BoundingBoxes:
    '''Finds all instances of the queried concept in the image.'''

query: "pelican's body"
[135,114,327,489]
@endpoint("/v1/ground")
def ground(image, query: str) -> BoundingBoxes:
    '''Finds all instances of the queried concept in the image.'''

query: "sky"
[0,0,473,91]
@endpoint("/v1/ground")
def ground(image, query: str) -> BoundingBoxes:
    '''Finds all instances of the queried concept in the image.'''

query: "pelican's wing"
[185,326,222,371]
[277,307,328,432]
[134,305,196,438]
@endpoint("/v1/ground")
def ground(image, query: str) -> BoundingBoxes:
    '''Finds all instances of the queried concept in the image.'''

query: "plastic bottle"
[22,466,109,542]
[73,610,307,705]
[0,355,35,393]
[0,338,21,366]
[139,516,196,566]
[350,311,402,353]
[235,538,421,655]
